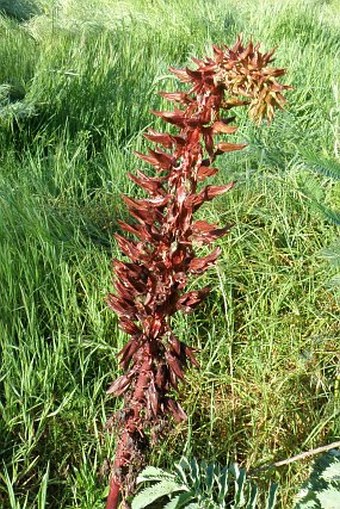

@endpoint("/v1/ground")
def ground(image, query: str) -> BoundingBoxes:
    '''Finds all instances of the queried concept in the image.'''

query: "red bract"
[105,37,291,508]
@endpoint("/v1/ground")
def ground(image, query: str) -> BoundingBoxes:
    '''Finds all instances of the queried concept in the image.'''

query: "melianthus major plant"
[105,38,290,509]
[132,457,278,509]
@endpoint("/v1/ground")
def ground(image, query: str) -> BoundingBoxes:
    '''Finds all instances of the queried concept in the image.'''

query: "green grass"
[0,0,339,507]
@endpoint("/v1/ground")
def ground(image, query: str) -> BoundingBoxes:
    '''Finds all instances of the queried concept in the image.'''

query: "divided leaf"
[131,480,186,509]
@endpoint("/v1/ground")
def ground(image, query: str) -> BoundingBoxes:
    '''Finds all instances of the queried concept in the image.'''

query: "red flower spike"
[105,38,290,509]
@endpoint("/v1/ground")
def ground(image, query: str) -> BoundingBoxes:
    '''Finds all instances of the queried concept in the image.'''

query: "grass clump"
[0,0,42,21]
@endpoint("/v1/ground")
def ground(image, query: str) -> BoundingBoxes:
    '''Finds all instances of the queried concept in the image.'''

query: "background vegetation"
[0,0,339,507]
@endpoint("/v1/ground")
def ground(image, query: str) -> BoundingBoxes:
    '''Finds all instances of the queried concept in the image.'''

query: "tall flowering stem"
[106,38,290,508]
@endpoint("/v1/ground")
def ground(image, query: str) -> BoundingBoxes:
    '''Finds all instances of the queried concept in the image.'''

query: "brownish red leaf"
[216,142,247,153]
[176,287,210,313]
[107,375,131,396]
[188,247,221,274]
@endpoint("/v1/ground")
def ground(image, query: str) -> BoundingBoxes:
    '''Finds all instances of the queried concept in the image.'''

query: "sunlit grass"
[0,0,339,507]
